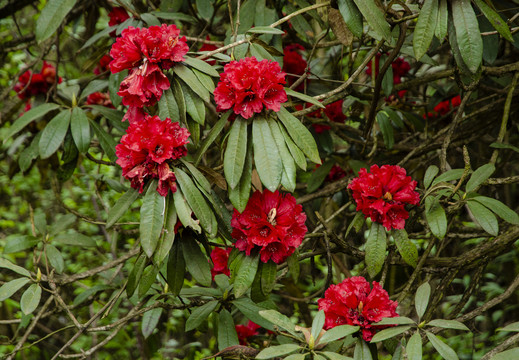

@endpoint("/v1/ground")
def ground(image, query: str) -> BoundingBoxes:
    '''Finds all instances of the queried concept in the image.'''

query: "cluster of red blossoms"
[210,247,231,279]
[283,44,308,91]
[348,165,420,230]
[109,24,188,120]
[14,61,62,100]
[214,57,288,119]
[235,321,261,345]
[306,100,347,134]
[425,95,461,118]
[318,276,399,341]
[231,190,307,264]
[115,114,190,196]
[86,92,113,108]
[366,55,410,101]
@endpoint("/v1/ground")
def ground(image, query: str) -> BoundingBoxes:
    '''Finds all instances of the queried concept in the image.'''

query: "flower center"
[383,191,393,201]
[267,208,277,226]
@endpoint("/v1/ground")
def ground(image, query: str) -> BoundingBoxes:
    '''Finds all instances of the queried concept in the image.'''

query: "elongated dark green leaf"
[392,229,418,267]
[319,352,353,360]
[354,338,373,360]
[473,0,513,42]
[4,103,60,142]
[224,118,248,189]
[181,235,212,287]
[54,232,96,247]
[175,168,216,237]
[431,168,464,186]
[490,348,519,360]
[268,120,296,192]
[0,258,30,277]
[218,309,239,351]
[277,107,320,164]
[158,88,179,121]
[154,199,177,265]
[140,181,166,258]
[307,160,334,193]
[247,26,285,35]
[428,319,470,331]
[285,88,324,109]
[415,282,431,319]
[46,244,64,273]
[183,57,219,77]
[142,307,162,338]
[70,107,91,153]
[232,298,275,331]
[80,25,116,51]
[467,200,499,236]
[20,284,42,315]
[373,317,415,326]
[253,117,282,192]
[256,344,301,359]
[472,196,519,225]
[436,0,448,42]
[140,13,161,26]
[498,321,519,332]
[425,332,459,360]
[278,123,307,170]
[138,265,159,298]
[406,331,422,360]
[377,111,394,149]
[318,325,360,344]
[193,69,215,93]
[365,222,387,278]
[452,0,483,73]
[194,112,230,166]
[127,254,146,298]
[167,240,185,296]
[39,110,71,159]
[86,105,125,127]
[259,309,298,336]
[152,11,196,23]
[338,0,363,38]
[19,132,42,172]
[466,164,495,192]
[180,81,206,125]
[79,80,108,101]
[234,253,259,298]
[0,278,30,301]
[370,326,411,342]
[259,260,277,296]
[424,165,439,189]
[185,300,218,331]
[173,187,201,233]
[4,235,39,254]
[106,188,139,228]
[88,118,117,162]
[229,143,252,212]
[352,0,391,40]
[35,0,78,41]
[425,196,447,239]
[414,0,438,60]
[174,64,210,103]
[311,310,326,342]
[172,78,187,124]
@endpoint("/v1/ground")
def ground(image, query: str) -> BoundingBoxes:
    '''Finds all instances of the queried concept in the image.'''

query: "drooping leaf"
[138,265,159,298]
[224,117,248,189]
[353,338,373,360]
[46,244,64,274]
[258,309,298,336]
[278,124,307,171]
[285,88,324,109]
[425,332,459,360]
[173,64,210,103]
[70,107,91,153]
[183,56,220,77]
[234,253,260,298]
[277,107,320,164]
[127,254,147,298]
[451,0,483,73]
[338,0,363,38]
[307,160,334,194]
[35,0,78,41]
[413,0,438,60]
[88,118,118,162]
[142,307,163,338]
[79,79,108,101]
[311,310,326,342]
[318,325,360,344]
[377,111,394,149]
[229,143,252,213]
[467,200,499,236]
[20,284,42,315]
[180,81,206,125]
[365,222,387,278]
[392,229,418,267]
[106,188,139,228]
[154,198,177,265]
[232,297,275,331]
[319,352,353,360]
[252,116,282,192]
[473,0,513,42]
[167,240,185,296]
[158,88,179,121]
[466,164,495,192]
[0,258,31,277]
[425,196,447,239]
[185,300,219,331]
[217,309,240,351]
[173,187,201,233]
[194,112,230,165]
[415,282,431,319]
[181,233,212,287]
[39,110,71,159]
[0,278,31,302]
[352,0,391,41]
[406,331,422,360]
[435,0,448,42]
[4,103,60,141]
[424,165,439,189]
[256,344,301,359]
[140,181,166,258]
[268,120,296,192]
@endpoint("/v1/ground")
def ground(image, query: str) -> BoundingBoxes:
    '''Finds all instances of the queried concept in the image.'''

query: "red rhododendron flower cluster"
[94,55,112,76]
[198,36,218,65]
[283,44,308,91]
[115,114,190,196]
[434,95,462,116]
[231,190,307,264]
[210,247,231,279]
[214,57,287,119]
[318,276,399,341]
[14,61,62,99]
[235,321,261,345]
[86,92,114,108]
[348,165,420,230]
[327,164,349,182]
[366,55,410,85]
[301,100,346,134]
[109,24,188,119]
[108,7,130,27]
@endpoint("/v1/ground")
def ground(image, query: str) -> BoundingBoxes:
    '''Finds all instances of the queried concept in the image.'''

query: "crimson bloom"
[318,276,399,341]
[231,190,307,264]
[235,321,261,345]
[304,100,346,134]
[108,7,130,27]
[86,92,113,108]
[366,55,410,84]
[198,36,218,65]
[433,95,462,116]
[93,55,112,75]
[214,57,287,119]
[115,114,190,196]
[348,165,420,230]
[283,44,307,91]
[210,247,231,279]
[14,61,62,99]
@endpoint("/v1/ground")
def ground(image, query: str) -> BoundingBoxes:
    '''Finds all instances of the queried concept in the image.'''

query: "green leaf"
[140,13,161,26]
[259,260,277,296]
[427,319,470,331]
[256,344,301,359]
[127,254,146,298]
[318,325,360,344]
[46,244,64,273]
[406,331,422,360]
[193,69,215,93]
[0,258,31,277]
[431,169,464,186]
[181,234,212,287]
[451,0,483,73]
[425,196,447,239]
[424,165,439,189]
[259,309,298,336]
[218,309,239,351]
[181,287,222,297]
[498,321,519,332]
[173,187,201,233]
[0,278,31,301]
[473,0,513,42]
[352,0,391,41]
[234,253,260,298]
[167,240,185,296]
[138,265,159,298]
[158,88,179,121]
[173,64,210,103]
[425,332,459,360]
[278,122,307,171]
[70,107,91,153]
[175,168,216,237]
[320,352,353,360]
[490,348,519,360]
[370,326,411,342]
[413,0,438,60]
[3,103,60,142]
[277,107,320,164]
[183,56,219,77]
[365,222,387,278]
[268,120,296,192]
[79,25,116,51]
[54,232,96,247]
[415,282,431,319]
[142,307,163,338]
[154,199,177,265]
[467,200,499,236]
[88,118,118,162]
[466,164,495,192]
[252,116,282,192]
[373,317,416,326]
[377,111,394,149]
[247,26,285,35]
[196,0,214,19]
[39,110,71,159]
[307,160,334,193]
[180,81,206,125]
[224,117,248,189]
[435,0,448,42]
[490,142,519,153]
[86,105,125,127]
[194,112,229,165]
[285,88,324,109]
[172,78,186,125]
[73,285,112,306]
[285,354,308,360]
[19,132,42,172]
[106,188,139,228]
[232,297,275,331]
[392,229,418,267]
[153,11,196,23]
[140,181,166,258]
[287,250,300,282]
[311,310,326,342]
[4,235,39,254]
[35,0,78,41]
[354,339,373,360]
[229,144,252,213]
[185,300,218,331]
[79,80,108,101]
[20,284,42,315]
[338,0,363,38]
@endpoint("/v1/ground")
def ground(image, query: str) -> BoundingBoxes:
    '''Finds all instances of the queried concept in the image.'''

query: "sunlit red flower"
[86,92,113,108]
[231,189,307,264]
[318,276,399,341]
[117,63,170,107]
[235,321,261,345]
[348,165,420,230]
[14,61,62,99]
[210,247,231,279]
[108,6,130,27]
[214,57,287,119]
[283,44,307,91]
[115,114,190,195]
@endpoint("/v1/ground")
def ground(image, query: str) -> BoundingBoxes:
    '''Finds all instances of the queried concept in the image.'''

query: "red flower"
[210,247,231,279]
[214,57,287,119]
[231,189,307,264]
[313,124,331,134]
[115,114,190,195]
[94,55,112,75]
[283,44,307,91]
[14,61,62,99]
[366,55,410,84]
[318,276,399,341]
[198,36,218,65]
[108,7,130,27]
[433,95,461,116]
[348,165,420,230]
[326,165,348,182]
[117,63,170,107]
[86,92,113,108]
[235,321,261,345]
[305,100,346,133]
